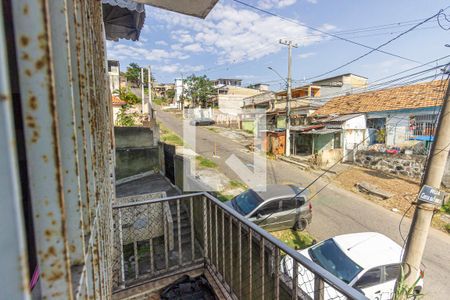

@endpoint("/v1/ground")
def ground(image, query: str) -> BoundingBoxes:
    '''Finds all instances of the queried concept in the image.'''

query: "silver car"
[225,184,312,231]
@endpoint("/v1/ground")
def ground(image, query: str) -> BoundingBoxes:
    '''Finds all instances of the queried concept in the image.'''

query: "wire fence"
[111,193,367,299]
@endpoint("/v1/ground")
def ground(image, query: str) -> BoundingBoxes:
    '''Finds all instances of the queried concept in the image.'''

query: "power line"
[255,74,448,225]
[232,0,424,65]
[305,10,444,81]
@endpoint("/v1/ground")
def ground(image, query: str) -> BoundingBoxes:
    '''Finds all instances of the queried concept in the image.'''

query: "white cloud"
[154,63,205,74]
[151,3,332,64]
[299,52,315,59]
[155,40,168,46]
[258,0,296,9]
[107,44,187,61]
[184,43,204,53]
[306,0,318,4]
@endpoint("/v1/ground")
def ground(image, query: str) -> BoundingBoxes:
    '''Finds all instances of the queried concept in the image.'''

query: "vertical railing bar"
[292,260,298,300]
[208,200,213,268]
[261,237,265,300]
[118,210,125,285]
[249,228,253,300]
[202,196,208,260]
[133,241,139,279]
[215,204,218,271]
[229,215,233,293]
[274,247,280,300]
[221,209,225,280]
[163,204,169,270]
[314,276,325,300]
[190,197,194,262]
[149,238,154,275]
[238,222,242,300]
[177,199,182,266]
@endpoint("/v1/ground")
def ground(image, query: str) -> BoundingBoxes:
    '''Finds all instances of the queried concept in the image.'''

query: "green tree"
[125,62,141,87]
[183,74,215,108]
[115,107,138,126]
[114,87,139,105]
[166,88,175,101]
[124,63,155,87]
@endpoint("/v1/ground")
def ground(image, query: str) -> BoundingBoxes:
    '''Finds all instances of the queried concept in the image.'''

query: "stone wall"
[355,151,426,178]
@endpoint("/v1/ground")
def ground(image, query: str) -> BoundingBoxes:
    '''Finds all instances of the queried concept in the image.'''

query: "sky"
[106,0,450,90]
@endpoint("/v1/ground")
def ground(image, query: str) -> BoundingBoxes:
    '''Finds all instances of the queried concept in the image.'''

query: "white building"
[108,60,120,94]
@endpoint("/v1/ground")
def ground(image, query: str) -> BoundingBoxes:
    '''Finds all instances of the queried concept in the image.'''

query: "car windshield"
[232,190,262,215]
[308,239,363,284]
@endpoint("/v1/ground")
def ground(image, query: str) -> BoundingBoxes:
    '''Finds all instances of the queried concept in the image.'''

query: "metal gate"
[164,143,176,183]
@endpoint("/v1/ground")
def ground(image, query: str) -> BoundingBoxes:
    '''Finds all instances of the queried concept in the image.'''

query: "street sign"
[418,185,445,206]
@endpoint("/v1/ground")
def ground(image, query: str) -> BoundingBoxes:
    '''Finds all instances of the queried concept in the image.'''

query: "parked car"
[189,118,215,126]
[280,232,424,300]
[225,184,312,231]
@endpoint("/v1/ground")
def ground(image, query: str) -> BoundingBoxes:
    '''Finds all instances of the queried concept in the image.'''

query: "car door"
[276,198,300,229]
[353,267,383,299]
[249,200,282,231]
[379,264,401,299]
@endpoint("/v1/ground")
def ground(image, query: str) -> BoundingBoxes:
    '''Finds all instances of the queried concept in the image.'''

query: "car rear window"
[309,239,363,284]
[232,190,262,215]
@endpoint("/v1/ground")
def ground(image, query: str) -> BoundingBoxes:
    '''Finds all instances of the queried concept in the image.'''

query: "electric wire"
[232,0,425,65]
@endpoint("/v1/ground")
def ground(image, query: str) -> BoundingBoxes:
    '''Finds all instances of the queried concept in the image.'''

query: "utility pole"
[147,66,152,119]
[140,67,145,114]
[401,77,450,287]
[279,39,298,157]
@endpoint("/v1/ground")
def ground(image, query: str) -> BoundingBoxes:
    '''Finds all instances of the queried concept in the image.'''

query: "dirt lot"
[332,165,449,233]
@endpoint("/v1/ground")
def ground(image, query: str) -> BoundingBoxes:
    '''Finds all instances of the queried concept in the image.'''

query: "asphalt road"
[156,108,450,299]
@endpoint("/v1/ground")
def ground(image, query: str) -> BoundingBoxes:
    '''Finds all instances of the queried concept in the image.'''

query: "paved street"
[156,107,450,299]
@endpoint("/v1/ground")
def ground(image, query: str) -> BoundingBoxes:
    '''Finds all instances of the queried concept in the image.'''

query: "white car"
[280,232,424,300]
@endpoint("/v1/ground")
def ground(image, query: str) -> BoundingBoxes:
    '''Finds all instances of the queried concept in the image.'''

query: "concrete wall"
[115,147,159,180]
[114,126,154,148]
[114,126,159,180]
[316,148,343,167]
[242,119,255,133]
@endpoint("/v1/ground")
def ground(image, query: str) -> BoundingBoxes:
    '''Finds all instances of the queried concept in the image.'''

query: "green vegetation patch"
[196,156,217,168]
[207,127,220,133]
[441,202,450,215]
[216,193,234,202]
[160,124,184,146]
[228,179,247,190]
[271,229,315,250]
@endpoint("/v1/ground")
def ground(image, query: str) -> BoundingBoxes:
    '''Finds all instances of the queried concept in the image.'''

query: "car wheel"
[293,219,308,231]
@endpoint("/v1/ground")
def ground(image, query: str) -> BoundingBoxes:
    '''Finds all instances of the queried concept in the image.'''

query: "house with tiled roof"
[314,79,448,147]
[112,95,127,123]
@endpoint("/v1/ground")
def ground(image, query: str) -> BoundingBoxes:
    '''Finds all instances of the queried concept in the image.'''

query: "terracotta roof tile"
[314,79,448,116]
[112,95,126,106]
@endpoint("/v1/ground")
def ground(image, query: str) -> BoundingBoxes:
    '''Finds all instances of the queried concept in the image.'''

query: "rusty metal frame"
[8,0,114,298]
[0,2,30,298]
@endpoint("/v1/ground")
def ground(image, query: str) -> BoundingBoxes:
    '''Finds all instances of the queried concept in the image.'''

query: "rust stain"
[35,57,46,70]
[25,69,32,77]
[47,246,57,257]
[44,229,52,239]
[23,4,29,15]
[20,36,30,47]
[31,130,39,143]
[21,52,30,60]
[29,95,38,110]
[47,271,64,282]
[51,220,56,225]
[69,244,76,253]
[0,94,8,101]
[42,155,48,163]
[47,211,53,217]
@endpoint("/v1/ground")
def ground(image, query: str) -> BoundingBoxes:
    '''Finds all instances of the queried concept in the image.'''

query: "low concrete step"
[279,156,309,170]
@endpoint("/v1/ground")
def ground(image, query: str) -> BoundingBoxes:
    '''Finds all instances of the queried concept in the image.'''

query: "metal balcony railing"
[112,193,367,300]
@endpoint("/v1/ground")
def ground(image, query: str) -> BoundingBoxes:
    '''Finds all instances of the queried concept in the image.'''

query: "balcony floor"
[112,266,231,300]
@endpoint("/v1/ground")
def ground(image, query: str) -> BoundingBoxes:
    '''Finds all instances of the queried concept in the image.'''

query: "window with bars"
[410,114,438,136]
